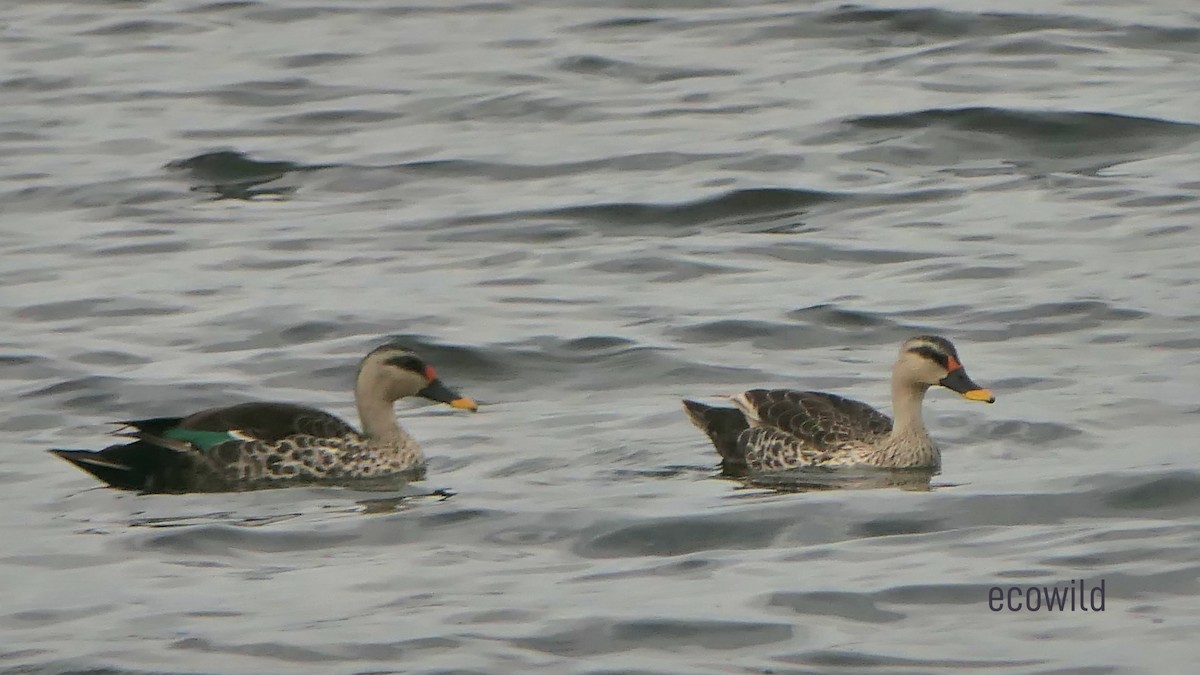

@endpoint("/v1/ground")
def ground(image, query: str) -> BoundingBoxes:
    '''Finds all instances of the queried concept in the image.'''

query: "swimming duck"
[682,336,993,474]
[50,342,477,493]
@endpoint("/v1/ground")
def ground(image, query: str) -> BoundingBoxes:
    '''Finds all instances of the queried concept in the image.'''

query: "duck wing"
[170,401,360,442]
[683,390,892,474]
[132,402,364,490]
[736,389,893,453]
[51,403,364,493]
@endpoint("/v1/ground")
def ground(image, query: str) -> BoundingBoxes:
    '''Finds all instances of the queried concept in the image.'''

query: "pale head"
[355,343,478,410]
[894,336,994,403]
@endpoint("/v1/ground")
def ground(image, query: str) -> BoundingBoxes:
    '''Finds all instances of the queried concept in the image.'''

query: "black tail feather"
[113,417,185,436]
[50,448,144,491]
[681,399,750,476]
[49,440,194,493]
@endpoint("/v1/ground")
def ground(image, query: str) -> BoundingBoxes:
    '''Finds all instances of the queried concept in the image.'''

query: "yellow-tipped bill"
[939,368,995,404]
[962,388,995,403]
[450,397,479,412]
[418,379,478,411]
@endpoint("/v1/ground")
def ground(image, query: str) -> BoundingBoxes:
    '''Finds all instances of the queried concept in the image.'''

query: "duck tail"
[49,446,146,491]
[49,439,190,493]
[681,399,750,476]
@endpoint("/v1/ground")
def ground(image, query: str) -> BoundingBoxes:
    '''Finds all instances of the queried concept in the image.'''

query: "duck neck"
[889,368,931,442]
[355,379,409,445]
[880,364,940,468]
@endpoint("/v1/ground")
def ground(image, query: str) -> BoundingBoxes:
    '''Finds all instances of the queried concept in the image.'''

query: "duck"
[50,342,478,493]
[682,336,993,474]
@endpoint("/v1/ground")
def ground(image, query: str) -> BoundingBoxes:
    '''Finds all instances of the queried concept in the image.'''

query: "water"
[4,1,1200,672]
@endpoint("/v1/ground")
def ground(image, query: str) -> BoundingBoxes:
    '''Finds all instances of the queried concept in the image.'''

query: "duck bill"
[417,379,478,411]
[938,369,995,403]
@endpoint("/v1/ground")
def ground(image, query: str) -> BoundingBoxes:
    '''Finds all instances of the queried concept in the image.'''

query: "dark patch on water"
[575,514,793,558]
[1104,472,1200,510]
[167,150,328,200]
[513,617,794,656]
[767,591,906,623]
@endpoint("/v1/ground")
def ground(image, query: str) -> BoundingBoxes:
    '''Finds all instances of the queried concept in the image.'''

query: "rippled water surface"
[4,1,1200,672]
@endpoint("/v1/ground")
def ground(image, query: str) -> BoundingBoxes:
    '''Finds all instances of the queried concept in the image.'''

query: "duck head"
[356,343,478,411]
[895,335,995,403]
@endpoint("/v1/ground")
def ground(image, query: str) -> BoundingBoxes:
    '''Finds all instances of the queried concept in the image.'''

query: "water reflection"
[737,468,938,493]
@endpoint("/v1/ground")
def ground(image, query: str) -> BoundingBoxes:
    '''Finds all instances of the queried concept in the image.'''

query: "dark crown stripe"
[910,335,959,358]
[907,345,950,369]
[357,342,419,378]
[385,354,425,373]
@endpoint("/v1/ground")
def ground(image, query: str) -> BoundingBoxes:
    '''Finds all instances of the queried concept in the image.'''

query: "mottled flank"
[53,417,425,494]
[50,346,476,493]
[684,336,994,474]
